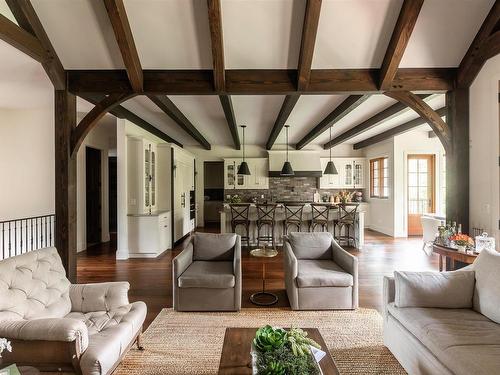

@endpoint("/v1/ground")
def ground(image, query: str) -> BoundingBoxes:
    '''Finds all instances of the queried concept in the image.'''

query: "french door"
[407,154,435,236]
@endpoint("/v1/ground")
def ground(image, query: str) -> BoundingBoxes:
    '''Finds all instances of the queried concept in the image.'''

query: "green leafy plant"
[262,360,286,375]
[286,327,321,357]
[253,325,286,352]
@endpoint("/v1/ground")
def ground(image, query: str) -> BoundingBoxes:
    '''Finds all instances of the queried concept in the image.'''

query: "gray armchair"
[284,232,358,310]
[173,233,241,311]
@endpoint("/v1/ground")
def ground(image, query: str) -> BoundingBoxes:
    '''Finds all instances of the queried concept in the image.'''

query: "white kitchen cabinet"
[173,147,195,242]
[128,211,171,258]
[223,158,268,189]
[319,158,366,189]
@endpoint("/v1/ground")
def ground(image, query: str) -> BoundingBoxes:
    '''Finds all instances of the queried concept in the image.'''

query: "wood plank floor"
[77,228,438,328]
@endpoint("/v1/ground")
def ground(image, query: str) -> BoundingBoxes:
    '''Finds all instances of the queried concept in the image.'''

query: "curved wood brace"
[71,93,135,156]
[384,91,452,152]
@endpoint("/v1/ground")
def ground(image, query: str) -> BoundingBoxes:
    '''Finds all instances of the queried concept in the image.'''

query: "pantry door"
[408,155,435,236]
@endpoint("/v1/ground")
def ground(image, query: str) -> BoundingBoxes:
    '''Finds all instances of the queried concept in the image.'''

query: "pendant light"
[280,125,294,176]
[237,125,251,175]
[324,125,338,175]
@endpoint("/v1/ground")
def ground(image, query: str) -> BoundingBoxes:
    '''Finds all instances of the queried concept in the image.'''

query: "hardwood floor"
[77,228,438,328]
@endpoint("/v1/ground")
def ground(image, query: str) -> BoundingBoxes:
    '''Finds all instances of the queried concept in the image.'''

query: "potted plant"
[450,234,474,253]
[0,338,12,374]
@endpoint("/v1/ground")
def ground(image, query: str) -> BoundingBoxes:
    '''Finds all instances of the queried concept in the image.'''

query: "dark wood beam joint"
[219,95,240,150]
[297,0,322,90]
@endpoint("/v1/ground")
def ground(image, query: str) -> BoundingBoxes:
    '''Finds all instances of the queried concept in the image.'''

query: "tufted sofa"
[0,247,147,375]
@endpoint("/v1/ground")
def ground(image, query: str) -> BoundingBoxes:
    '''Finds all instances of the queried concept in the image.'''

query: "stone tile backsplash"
[224,177,364,203]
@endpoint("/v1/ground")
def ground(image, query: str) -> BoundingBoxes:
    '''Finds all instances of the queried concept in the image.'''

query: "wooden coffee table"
[218,327,339,375]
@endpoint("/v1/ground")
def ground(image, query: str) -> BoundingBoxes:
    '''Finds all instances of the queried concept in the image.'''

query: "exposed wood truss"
[148,95,211,150]
[67,68,456,95]
[296,95,369,150]
[379,0,424,90]
[219,95,240,150]
[457,0,500,87]
[103,0,143,92]
[297,0,322,90]
[353,107,447,149]
[6,0,65,89]
[266,95,301,150]
[0,14,47,62]
[207,0,225,92]
[71,93,136,155]
[323,94,430,149]
[385,91,451,152]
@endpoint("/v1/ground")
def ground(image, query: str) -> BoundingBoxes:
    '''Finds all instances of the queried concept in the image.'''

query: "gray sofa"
[384,249,500,375]
[0,247,147,375]
[284,232,358,310]
[173,233,241,311]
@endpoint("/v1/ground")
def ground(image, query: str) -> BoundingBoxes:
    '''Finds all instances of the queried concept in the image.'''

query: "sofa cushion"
[387,303,500,375]
[288,232,332,260]
[296,260,353,288]
[178,261,235,289]
[0,247,71,320]
[394,270,475,308]
[193,233,236,261]
[472,249,500,324]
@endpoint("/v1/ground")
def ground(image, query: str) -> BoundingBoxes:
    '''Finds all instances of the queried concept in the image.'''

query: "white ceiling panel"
[124,0,213,69]
[312,0,403,69]
[31,0,123,69]
[0,1,17,23]
[400,0,495,67]
[222,0,306,69]
[231,95,285,145]
[168,96,233,146]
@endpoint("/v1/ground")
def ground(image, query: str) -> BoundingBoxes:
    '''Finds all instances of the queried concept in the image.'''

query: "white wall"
[116,119,128,259]
[0,108,54,220]
[470,54,500,242]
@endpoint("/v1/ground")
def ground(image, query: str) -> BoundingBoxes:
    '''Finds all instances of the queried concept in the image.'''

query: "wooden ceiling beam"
[266,95,301,150]
[323,94,430,149]
[219,95,240,150]
[385,91,451,151]
[148,95,211,150]
[67,68,456,95]
[6,0,65,89]
[457,1,500,87]
[379,0,424,90]
[207,0,225,92]
[353,106,447,149]
[103,0,143,92]
[80,94,183,147]
[297,0,322,90]
[0,13,48,62]
[296,95,369,150]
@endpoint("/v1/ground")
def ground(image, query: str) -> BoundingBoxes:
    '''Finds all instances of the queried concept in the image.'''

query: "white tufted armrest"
[0,318,89,354]
[69,282,130,313]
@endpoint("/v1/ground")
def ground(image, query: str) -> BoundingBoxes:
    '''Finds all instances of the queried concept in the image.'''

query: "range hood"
[268,151,322,177]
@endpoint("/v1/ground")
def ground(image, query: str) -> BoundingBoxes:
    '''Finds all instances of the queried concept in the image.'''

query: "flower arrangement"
[0,338,12,358]
[450,234,474,247]
[336,191,352,203]
[228,194,242,203]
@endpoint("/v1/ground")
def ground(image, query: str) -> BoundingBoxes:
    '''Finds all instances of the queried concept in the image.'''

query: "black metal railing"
[0,214,55,260]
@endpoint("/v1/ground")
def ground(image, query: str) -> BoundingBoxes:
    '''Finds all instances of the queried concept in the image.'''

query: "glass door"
[408,155,435,236]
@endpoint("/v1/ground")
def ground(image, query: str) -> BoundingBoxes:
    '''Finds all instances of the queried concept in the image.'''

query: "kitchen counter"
[127,210,170,217]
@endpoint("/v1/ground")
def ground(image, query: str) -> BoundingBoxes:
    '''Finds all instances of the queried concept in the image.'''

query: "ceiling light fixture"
[324,125,338,175]
[280,125,294,176]
[237,125,251,175]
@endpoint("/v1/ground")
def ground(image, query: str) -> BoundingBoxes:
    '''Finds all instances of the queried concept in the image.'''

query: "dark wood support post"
[446,88,470,233]
[55,90,77,282]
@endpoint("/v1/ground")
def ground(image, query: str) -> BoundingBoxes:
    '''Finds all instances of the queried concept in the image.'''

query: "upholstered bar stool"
[334,203,359,247]
[256,204,278,249]
[229,204,251,247]
[283,203,305,235]
[309,203,331,232]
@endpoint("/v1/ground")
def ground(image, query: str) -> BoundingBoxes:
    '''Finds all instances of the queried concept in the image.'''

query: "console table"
[432,243,478,271]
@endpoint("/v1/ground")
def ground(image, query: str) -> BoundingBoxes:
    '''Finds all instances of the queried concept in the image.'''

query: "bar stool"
[283,203,305,235]
[256,204,278,249]
[334,203,358,247]
[229,204,251,247]
[310,203,330,232]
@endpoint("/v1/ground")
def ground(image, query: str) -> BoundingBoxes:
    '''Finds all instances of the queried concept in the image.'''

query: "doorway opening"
[407,154,435,236]
[86,147,102,246]
[108,156,117,235]
[204,161,224,230]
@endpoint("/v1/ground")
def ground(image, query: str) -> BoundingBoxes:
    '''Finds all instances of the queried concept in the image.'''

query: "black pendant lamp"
[280,125,294,176]
[237,125,251,175]
[324,126,338,175]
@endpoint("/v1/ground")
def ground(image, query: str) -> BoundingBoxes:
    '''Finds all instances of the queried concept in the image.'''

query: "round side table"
[249,246,278,306]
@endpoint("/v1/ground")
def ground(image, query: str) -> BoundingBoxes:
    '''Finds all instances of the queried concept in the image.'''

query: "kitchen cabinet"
[128,211,171,258]
[173,147,195,242]
[319,158,366,189]
[224,158,269,189]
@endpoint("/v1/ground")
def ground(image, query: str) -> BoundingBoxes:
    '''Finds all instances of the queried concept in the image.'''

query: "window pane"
[373,186,379,196]
[418,159,427,172]
[409,173,418,186]
[373,169,379,179]
[383,187,389,197]
[383,177,389,188]
[409,159,418,172]
[383,158,388,168]
[419,187,427,200]
[409,200,418,214]
[409,187,418,200]
[418,173,427,186]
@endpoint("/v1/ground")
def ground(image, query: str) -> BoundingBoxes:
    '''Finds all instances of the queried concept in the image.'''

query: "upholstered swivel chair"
[0,247,147,375]
[173,233,241,311]
[283,232,358,310]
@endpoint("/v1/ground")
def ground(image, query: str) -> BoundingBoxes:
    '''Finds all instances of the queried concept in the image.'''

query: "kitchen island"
[220,202,366,249]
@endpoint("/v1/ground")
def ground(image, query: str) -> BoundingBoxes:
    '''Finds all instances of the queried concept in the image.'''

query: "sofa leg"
[136,332,145,351]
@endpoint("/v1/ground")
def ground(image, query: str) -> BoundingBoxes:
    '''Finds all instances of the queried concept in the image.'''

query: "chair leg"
[136,332,145,351]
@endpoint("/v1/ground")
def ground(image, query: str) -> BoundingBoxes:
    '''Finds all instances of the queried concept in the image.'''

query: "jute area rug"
[114,308,406,375]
